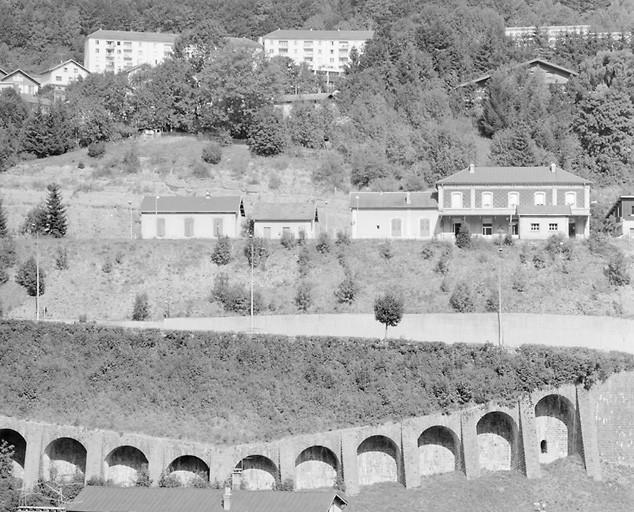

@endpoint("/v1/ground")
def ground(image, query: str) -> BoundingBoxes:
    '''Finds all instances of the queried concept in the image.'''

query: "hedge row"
[0,321,632,444]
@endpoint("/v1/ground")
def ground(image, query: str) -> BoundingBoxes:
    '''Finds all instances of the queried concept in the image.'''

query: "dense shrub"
[20,204,48,235]
[449,281,475,312]
[212,272,263,315]
[605,250,631,287]
[192,161,210,178]
[295,281,312,312]
[545,233,573,260]
[378,241,393,260]
[434,253,450,275]
[0,237,17,268]
[87,141,105,158]
[455,224,472,249]
[421,245,434,260]
[334,271,358,304]
[532,252,546,270]
[211,236,232,265]
[312,152,346,191]
[247,107,286,156]
[335,231,350,247]
[122,145,140,173]
[55,247,68,270]
[297,246,311,277]
[244,237,269,268]
[0,199,8,238]
[0,267,8,285]
[15,257,45,296]
[315,232,331,254]
[201,142,222,164]
[280,230,296,249]
[132,292,150,321]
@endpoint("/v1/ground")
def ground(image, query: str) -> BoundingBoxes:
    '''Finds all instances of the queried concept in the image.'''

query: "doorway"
[568,221,576,238]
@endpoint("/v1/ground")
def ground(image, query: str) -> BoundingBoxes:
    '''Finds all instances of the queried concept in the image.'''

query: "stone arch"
[0,429,27,480]
[295,445,339,490]
[43,437,87,482]
[418,426,460,477]
[357,435,400,486]
[166,455,210,486]
[105,445,148,486]
[235,455,278,490]
[476,411,520,472]
[535,394,577,464]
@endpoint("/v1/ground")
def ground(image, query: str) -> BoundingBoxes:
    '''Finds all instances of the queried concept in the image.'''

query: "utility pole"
[128,200,133,239]
[32,223,40,322]
[497,247,503,347]
[250,233,254,332]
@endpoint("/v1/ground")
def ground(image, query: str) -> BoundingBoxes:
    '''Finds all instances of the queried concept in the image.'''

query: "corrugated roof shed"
[516,205,573,216]
[140,196,243,214]
[349,191,438,209]
[262,29,374,41]
[436,166,590,185]
[67,487,347,512]
[86,30,178,43]
[252,203,317,221]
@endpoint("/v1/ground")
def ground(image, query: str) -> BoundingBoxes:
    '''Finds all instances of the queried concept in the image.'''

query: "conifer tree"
[45,183,67,238]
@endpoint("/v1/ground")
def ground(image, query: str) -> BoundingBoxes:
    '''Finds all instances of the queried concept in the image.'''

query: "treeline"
[1,0,633,70]
[0,320,632,443]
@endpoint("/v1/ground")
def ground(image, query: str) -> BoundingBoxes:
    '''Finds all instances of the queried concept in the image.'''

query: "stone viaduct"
[2,372,633,496]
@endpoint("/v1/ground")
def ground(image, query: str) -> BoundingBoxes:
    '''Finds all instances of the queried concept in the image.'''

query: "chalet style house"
[140,195,245,239]
[606,195,634,238]
[351,164,591,240]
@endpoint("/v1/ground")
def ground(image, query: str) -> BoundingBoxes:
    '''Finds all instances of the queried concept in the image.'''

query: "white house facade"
[37,60,89,88]
[252,203,319,239]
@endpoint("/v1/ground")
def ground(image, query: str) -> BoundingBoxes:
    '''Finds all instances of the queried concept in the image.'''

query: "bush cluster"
[201,142,222,164]
[212,272,262,315]
[211,236,232,266]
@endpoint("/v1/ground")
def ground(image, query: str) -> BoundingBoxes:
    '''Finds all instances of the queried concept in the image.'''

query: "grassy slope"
[352,458,634,512]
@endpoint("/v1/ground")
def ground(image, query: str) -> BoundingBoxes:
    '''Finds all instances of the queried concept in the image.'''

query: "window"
[184,217,194,237]
[279,40,288,47]
[530,223,540,232]
[481,192,493,208]
[95,48,100,53]
[263,227,271,238]
[534,192,546,206]
[565,191,577,206]
[419,218,430,237]
[156,218,165,237]
[282,226,291,235]
[482,223,492,236]
[63,67,68,72]
[391,218,402,237]
[631,205,634,216]
[450,191,463,208]
[548,223,558,231]
[330,49,334,54]
[508,192,519,208]
[55,76,62,81]
[541,440,548,454]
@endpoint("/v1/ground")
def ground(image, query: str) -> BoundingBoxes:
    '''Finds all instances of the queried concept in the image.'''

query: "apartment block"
[259,29,373,78]
[83,30,178,74]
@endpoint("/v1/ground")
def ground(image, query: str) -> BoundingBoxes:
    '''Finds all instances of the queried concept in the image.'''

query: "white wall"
[519,216,569,240]
[39,63,89,88]
[140,213,240,239]
[253,220,315,239]
[84,37,174,73]
[352,209,439,239]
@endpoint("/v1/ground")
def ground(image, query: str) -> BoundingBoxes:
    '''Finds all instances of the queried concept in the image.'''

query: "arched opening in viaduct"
[105,445,149,487]
[166,455,210,486]
[357,435,400,486]
[295,445,338,490]
[535,394,577,464]
[476,412,520,472]
[0,429,26,480]
[235,455,278,490]
[418,426,460,477]
[42,437,87,482]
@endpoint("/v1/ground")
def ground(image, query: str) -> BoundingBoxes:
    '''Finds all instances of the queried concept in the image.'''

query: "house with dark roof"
[140,195,245,239]
[350,191,439,239]
[67,487,348,512]
[252,203,319,239]
[0,69,40,95]
[436,163,591,240]
[37,59,89,89]
[606,195,634,238]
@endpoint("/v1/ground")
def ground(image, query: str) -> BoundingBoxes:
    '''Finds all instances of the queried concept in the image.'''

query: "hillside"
[0,320,633,444]
[351,457,634,512]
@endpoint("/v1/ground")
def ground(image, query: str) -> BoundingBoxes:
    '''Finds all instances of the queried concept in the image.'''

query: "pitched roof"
[456,58,578,88]
[516,204,572,216]
[0,69,40,85]
[252,203,317,221]
[261,29,374,41]
[436,166,590,186]
[0,67,7,77]
[140,195,243,214]
[39,59,89,75]
[349,191,438,209]
[67,487,347,512]
[86,29,178,43]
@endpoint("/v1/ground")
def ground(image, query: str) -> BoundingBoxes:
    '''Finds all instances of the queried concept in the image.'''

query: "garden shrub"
[378,241,393,260]
[434,253,450,275]
[201,142,222,164]
[211,236,232,266]
[532,252,546,270]
[315,232,331,254]
[334,271,358,304]
[297,246,311,277]
[605,250,631,287]
[455,224,472,249]
[295,281,312,312]
[244,237,269,268]
[280,230,296,249]
[0,237,17,268]
[87,141,105,158]
[122,144,140,173]
[421,244,434,260]
[55,248,68,270]
[545,233,573,260]
[0,267,8,285]
[132,292,150,321]
[335,230,350,247]
[15,257,45,296]
[449,281,475,312]
[192,161,210,178]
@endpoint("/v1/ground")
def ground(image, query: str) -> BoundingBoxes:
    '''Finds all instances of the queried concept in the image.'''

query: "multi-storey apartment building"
[259,29,373,80]
[436,164,590,240]
[83,30,178,73]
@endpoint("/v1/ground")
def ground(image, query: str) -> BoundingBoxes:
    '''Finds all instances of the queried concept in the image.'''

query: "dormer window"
[481,192,493,209]
[534,192,546,206]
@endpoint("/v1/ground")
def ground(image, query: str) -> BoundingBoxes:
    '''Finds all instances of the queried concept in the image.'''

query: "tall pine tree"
[45,183,67,238]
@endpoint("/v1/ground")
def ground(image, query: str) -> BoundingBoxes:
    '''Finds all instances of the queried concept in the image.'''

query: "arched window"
[540,440,548,454]
[534,192,546,206]
[565,191,577,207]
[451,192,463,209]
[481,192,493,208]
[508,192,519,208]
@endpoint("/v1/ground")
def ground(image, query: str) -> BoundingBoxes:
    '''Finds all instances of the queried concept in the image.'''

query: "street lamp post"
[497,247,503,347]
[128,200,133,239]
[154,195,160,238]
[32,224,40,322]
[249,233,254,332]
[354,195,360,238]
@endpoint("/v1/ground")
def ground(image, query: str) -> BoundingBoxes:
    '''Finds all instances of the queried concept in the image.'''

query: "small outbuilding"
[252,203,319,239]
[140,195,245,239]
[606,195,634,238]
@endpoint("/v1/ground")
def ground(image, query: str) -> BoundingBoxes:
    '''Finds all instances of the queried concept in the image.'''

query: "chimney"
[223,485,232,511]
[406,192,411,204]
[550,162,556,173]
[469,163,475,174]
